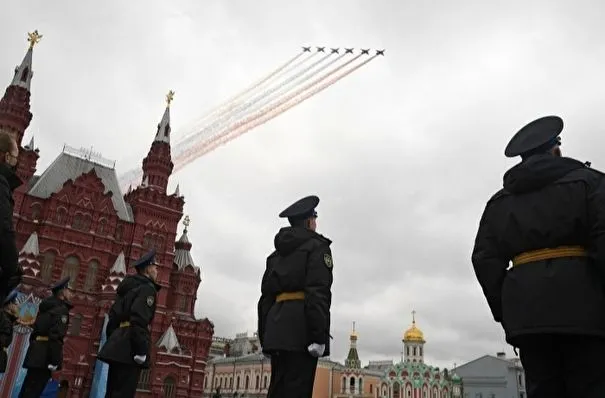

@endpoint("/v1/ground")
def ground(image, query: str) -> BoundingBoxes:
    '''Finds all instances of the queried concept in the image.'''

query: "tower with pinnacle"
[402,310,425,363]
[0,31,41,211]
[345,321,362,369]
[124,91,185,310]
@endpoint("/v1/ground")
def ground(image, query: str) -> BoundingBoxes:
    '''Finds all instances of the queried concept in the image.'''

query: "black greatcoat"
[0,310,16,372]
[22,295,72,370]
[257,227,333,356]
[472,155,605,345]
[97,274,159,368]
[0,164,23,302]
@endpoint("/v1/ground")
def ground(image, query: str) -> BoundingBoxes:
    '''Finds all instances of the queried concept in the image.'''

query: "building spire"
[141,91,175,193]
[345,320,361,369]
[154,90,173,144]
[11,30,41,90]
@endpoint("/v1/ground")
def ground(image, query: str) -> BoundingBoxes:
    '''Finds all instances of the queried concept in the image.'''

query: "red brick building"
[0,33,214,397]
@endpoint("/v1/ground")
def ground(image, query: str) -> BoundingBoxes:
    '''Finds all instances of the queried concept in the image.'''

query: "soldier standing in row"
[472,116,605,397]
[0,289,20,373]
[98,250,161,397]
[18,277,73,398]
[258,195,334,398]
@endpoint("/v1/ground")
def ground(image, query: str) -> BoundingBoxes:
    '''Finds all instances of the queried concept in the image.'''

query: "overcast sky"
[3,0,605,370]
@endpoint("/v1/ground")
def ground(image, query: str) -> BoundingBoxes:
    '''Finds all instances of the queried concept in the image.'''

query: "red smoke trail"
[177,52,309,143]
[174,52,323,152]
[175,53,336,153]
[174,55,377,171]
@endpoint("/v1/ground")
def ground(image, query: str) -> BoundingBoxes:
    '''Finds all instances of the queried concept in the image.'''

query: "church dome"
[403,311,425,343]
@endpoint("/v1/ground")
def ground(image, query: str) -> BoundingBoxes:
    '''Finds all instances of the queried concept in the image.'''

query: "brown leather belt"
[276,291,305,302]
[512,246,587,266]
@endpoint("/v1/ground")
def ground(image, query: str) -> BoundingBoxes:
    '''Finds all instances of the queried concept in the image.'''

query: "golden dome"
[403,311,425,343]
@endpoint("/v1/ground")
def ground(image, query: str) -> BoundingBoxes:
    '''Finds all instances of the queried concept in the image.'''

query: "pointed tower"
[101,252,127,294]
[141,90,174,193]
[157,324,182,354]
[402,310,425,363]
[19,231,40,280]
[344,321,361,369]
[169,215,201,314]
[0,31,42,186]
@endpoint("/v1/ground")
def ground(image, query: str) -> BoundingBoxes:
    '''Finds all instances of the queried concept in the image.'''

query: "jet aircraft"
[316,46,325,52]
[302,46,311,52]
[361,49,370,55]
[376,49,385,56]
[345,48,354,54]
[331,48,339,54]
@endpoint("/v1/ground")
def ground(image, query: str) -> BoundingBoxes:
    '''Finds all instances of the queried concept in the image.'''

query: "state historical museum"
[0,33,214,397]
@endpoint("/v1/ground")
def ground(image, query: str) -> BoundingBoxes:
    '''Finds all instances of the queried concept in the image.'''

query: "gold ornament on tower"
[403,310,425,343]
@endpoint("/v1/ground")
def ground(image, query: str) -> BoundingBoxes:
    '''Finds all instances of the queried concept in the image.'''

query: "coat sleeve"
[471,203,509,323]
[48,308,69,366]
[257,260,275,348]
[587,174,605,281]
[129,284,156,356]
[304,245,333,345]
[0,179,20,296]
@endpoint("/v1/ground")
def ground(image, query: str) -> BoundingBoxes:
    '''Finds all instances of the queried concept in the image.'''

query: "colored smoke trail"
[174,53,347,158]
[177,51,308,142]
[174,53,336,154]
[174,55,376,171]
[174,52,321,154]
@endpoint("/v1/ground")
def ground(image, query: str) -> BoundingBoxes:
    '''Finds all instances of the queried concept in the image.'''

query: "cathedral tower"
[345,321,361,369]
[402,310,425,363]
[141,90,174,193]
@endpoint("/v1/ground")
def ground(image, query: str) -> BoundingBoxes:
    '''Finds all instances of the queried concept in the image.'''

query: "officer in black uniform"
[98,249,161,398]
[257,195,334,398]
[19,277,73,398]
[472,116,605,398]
[0,289,19,373]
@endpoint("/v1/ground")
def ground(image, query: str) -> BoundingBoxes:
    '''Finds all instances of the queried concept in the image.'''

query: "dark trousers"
[105,362,141,398]
[18,368,51,398]
[518,334,605,398]
[267,351,318,398]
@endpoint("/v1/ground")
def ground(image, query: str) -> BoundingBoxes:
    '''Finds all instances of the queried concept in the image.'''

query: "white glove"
[133,354,147,364]
[307,343,325,357]
[47,364,57,371]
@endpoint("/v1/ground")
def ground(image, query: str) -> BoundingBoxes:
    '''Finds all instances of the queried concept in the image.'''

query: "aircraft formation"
[302,46,385,56]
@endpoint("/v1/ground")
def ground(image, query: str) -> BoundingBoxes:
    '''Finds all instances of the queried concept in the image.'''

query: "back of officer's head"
[521,140,562,161]
[288,216,317,232]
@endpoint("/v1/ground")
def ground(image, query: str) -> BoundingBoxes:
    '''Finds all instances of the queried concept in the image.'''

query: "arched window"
[41,251,55,283]
[163,376,176,398]
[245,375,249,390]
[178,296,188,312]
[393,381,401,398]
[342,376,346,393]
[20,67,29,82]
[61,256,80,288]
[349,376,355,393]
[137,369,151,390]
[56,208,67,224]
[358,377,363,393]
[83,260,99,292]
[97,218,107,235]
[255,375,259,389]
[115,224,123,241]
[69,314,82,336]
[31,203,41,221]
[236,376,240,389]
